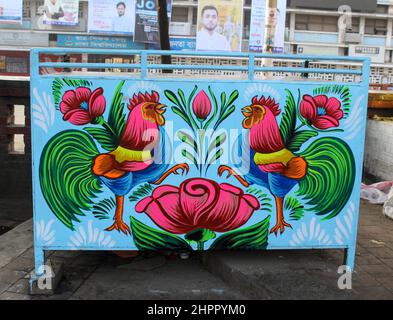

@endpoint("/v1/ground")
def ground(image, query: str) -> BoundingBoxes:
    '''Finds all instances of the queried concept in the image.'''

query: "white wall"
[364,119,393,180]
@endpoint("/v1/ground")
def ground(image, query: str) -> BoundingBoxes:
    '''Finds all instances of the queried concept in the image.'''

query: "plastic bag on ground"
[383,186,393,220]
[361,181,393,204]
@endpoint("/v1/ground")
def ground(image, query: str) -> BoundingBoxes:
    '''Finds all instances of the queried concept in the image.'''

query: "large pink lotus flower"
[192,90,212,121]
[60,87,106,125]
[300,94,343,130]
[135,178,260,234]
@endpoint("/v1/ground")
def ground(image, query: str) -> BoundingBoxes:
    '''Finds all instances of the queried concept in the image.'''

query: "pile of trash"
[361,181,393,219]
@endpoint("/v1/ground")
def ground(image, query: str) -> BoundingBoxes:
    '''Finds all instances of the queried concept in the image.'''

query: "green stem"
[101,120,117,137]
[198,129,205,176]
[203,86,219,130]
[294,124,305,131]
[305,123,344,133]
[197,241,204,250]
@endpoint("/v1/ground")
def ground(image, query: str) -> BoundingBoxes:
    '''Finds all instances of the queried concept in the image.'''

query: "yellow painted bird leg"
[270,196,292,235]
[217,165,250,187]
[153,163,190,185]
[106,195,131,235]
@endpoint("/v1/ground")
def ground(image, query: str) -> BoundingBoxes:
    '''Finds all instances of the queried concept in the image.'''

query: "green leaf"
[209,216,271,250]
[279,89,297,145]
[107,81,126,143]
[220,92,227,111]
[84,127,116,151]
[246,187,272,213]
[164,89,182,108]
[181,149,198,167]
[225,90,239,110]
[177,131,198,153]
[178,89,188,110]
[130,217,192,250]
[128,183,154,202]
[207,132,226,154]
[287,130,318,153]
[187,85,198,108]
[284,196,305,221]
[214,105,236,130]
[92,198,116,220]
[207,148,223,165]
[172,106,192,127]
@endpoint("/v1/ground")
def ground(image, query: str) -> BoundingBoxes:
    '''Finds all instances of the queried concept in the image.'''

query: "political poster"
[0,0,23,24]
[249,0,287,53]
[43,0,79,26]
[249,0,266,52]
[196,0,243,52]
[88,0,135,35]
[134,0,172,44]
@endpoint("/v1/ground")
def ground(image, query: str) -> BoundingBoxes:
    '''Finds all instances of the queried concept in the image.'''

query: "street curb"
[0,218,33,269]
[200,251,276,299]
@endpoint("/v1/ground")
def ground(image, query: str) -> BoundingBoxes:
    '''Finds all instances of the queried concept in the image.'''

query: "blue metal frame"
[30,49,370,282]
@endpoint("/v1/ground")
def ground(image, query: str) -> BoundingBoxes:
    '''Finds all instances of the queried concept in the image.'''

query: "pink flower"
[192,90,212,121]
[135,178,260,234]
[60,87,106,125]
[300,94,343,130]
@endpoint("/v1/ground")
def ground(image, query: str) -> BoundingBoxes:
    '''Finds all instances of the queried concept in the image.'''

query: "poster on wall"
[265,0,287,53]
[249,0,286,53]
[88,0,135,35]
[195,0,243,52]
[249,0,266,52]
[134,0,172,44]
[43,0,79,26]
[0,0,23,24]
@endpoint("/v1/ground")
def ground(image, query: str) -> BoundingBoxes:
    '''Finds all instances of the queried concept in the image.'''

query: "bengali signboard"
[196,0,243,52]
[0,31,49,46]
[170,37,196,50]
[57,34,145,49]
[0,0,23,24]
[43,0,79,26]
[88,0,135,35]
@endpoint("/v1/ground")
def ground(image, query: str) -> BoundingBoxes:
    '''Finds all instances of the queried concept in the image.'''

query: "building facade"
[1,0,393,194]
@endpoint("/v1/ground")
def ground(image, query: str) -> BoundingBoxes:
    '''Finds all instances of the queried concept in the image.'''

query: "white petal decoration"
[289,217,332,246]
[67,220,116,249]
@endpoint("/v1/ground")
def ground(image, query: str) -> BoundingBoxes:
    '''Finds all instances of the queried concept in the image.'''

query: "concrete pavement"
[0,199,392,300]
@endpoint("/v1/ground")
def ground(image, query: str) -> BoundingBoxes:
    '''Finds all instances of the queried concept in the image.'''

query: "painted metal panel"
[30,49,370,276]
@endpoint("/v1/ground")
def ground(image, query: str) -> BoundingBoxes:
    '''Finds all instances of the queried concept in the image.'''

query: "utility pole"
[157,0,172,73]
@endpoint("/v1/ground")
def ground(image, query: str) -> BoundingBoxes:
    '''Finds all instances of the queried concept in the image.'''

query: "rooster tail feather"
[296,137,355,220]
[39,130,102,230]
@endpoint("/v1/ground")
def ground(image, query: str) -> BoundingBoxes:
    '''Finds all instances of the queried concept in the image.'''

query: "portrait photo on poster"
[88,0,135,35]
[196,0,243,52]
[43,0,79,26]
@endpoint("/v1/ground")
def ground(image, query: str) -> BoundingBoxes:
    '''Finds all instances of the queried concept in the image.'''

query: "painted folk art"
[31,51,370,274]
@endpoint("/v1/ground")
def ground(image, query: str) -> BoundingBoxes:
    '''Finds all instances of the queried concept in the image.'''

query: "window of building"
[8,134,25,154]
[365,18,387,35]
[23,0,31,19]
[295,14,338,32]
[7,105,25,126]
[171,6,189,23]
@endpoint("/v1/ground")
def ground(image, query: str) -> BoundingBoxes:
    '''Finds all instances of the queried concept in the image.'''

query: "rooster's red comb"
[251,95,280,116]
[129,91,160,109]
